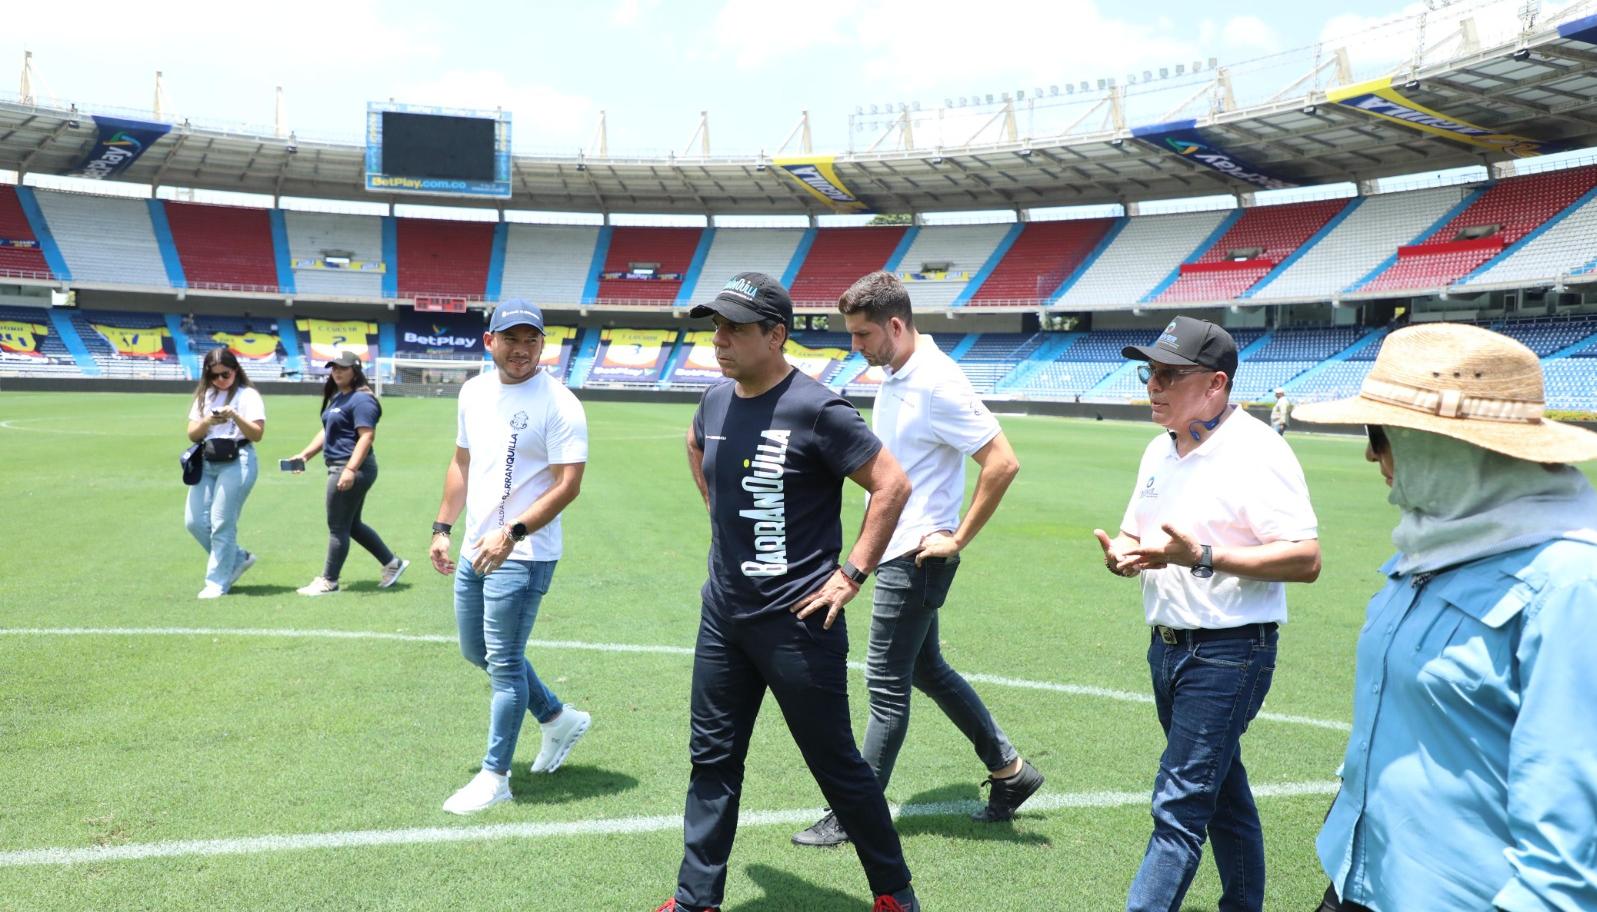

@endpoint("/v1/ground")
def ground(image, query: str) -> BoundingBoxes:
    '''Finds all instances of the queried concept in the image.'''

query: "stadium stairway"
[43,307,99,375]
[994,333,1081,392]
[567,327,603,388]
[0,186,60,280]
[1279,326,1387,398]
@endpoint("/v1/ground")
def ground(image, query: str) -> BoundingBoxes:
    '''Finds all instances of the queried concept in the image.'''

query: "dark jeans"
[862,554,1015,789]
[1127,625,1278,912]
[676,606,911,910]
[323,460,394,580]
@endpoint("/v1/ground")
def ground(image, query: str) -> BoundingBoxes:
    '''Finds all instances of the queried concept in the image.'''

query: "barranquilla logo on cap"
[722,277,759,301]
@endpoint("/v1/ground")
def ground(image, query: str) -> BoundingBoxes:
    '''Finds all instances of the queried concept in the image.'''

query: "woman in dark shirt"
[287,352,408,595]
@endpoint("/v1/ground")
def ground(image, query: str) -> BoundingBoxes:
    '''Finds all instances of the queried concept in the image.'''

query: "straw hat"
[1293,322,1597,464]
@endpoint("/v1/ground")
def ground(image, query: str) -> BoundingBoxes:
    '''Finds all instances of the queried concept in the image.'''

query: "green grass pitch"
[4,391,1587,910]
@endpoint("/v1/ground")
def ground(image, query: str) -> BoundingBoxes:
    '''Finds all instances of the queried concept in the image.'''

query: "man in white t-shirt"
[1094,316,1321,912]
[1270,388,1291,435]
[428,300,592,815]
[792,272,1042,850]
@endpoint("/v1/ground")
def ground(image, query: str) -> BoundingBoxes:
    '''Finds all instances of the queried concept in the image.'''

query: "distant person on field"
[429,300,591,815]
[1093,316,1321,912]
[659,273,921,912]
[285,352,408,596]
[1296,323,1597,912]
[792,271,1041,850]
[1270,388,1291,435]
[184,348,266,599]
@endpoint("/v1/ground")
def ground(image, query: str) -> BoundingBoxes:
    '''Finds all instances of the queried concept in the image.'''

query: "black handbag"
[181,443,204,485]
[202,437,241,462]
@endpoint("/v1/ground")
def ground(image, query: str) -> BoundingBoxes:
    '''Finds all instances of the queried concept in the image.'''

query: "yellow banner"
[296,319,377,363]
[784,342,849,380]
[539,325,578,368]
[1327,78,1558,158]
[681,331,719,371]
[0,320,49,357]
[210,330,279,360]
[773,156,873,213]
[91,323,169,359]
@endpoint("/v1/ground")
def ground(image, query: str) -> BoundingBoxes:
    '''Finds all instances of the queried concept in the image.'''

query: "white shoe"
[378,557,410,589]
[442,769,511,815]
[296,576,339,596]
[530,706,591,774]
[197,583,226,600]
[227,551,257,588]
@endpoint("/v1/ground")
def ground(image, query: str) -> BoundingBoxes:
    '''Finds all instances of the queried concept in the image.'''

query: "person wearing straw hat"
[1270,388,1291,436]
[1094,315,1323,912]
[1296,322,1597,912]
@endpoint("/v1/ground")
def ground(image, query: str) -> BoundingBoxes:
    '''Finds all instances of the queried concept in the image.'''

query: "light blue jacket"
[1318,536,1597,911]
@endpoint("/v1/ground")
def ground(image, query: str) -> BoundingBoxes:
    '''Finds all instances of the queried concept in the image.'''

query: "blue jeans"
[454,559,562,774]
[1127,626,1277,912]
[183,446,258,589]
[861,555,1015,789]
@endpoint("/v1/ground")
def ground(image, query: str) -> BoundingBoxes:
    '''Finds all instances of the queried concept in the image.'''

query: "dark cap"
[690,272,793,325]
[326,351,363,368]
[489,299,545,333]
[1122,316,1238,378]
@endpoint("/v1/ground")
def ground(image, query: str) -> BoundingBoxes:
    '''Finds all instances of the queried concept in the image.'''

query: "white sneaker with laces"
[442,769,511,815]
[197,583,226,600]
[227,551,257,588]
[296,576,340,596]
[378,557,410,589]
[531,705,591,774]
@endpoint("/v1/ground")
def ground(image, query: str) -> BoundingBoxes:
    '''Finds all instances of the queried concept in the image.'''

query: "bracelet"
[432,521,452,536]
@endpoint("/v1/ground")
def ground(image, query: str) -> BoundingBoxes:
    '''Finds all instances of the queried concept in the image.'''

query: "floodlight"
[1303,104,1318,115]
[1404,79,1420,90]
[575,162,587,172]
[1016,148,1033,158]
[1066,85,1075,95]
[928,156,944,165]
[1511,47,1531,61]
[1159,68,1169,79]
[755,162,767,172]
[1097,79,1107,91]
[1050,85,1059,96]
[1110,138,1124,147]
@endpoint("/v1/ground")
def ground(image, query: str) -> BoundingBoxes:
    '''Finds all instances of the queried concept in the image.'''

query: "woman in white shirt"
[184,348,267,599]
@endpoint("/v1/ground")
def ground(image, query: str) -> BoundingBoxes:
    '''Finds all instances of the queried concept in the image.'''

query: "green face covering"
[1386,426,1597,575]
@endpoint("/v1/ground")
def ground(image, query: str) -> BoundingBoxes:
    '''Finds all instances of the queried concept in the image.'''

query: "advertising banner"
[296,319,378,367]
[0,320,50,358]
[773,155,874,213]
[71,116,172,181]
[784,342,849,381]
[668,331,722,385]
[540,325,578,377]
[90,322,172,360]
[1558,12,1597,46]
[1132,121,1297,190]
[208,330,280,361]
[587,328,676,381]
[1327,78,1565,158]
[397,310,484,355]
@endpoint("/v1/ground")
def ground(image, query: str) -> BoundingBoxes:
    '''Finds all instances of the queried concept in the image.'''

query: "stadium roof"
[3,13,1597,216]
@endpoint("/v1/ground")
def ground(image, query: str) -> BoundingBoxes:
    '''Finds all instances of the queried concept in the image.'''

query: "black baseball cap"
[326,351,363,368]
[1122,316,1238,378]
[690,272,793,325]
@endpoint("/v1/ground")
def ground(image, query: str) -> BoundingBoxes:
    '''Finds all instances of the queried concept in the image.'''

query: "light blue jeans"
[183,446,258,589]
[454,559,562,774]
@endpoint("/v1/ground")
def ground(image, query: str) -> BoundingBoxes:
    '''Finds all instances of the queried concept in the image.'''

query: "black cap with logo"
[1122,316,1238,379]
[690,272,794,326]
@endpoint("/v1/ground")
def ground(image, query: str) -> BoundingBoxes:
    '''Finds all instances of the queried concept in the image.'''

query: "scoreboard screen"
[365,103,512,199]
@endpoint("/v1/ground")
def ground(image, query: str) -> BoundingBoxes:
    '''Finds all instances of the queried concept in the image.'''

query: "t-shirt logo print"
[738,428,791,578]
[509,411,529,431]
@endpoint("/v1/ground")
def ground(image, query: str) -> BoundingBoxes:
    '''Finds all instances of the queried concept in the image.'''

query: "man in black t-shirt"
[654,273,920,912]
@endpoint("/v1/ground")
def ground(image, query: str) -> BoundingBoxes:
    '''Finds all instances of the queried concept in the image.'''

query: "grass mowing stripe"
[1,626,1350,730]
[0,781,1339,868]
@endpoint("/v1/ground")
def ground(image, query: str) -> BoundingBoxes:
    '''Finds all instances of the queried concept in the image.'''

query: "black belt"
[1152,622,1277,646]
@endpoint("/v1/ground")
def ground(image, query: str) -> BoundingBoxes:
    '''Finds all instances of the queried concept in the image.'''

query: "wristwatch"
[507,522,529,543]
[432,521,452,536]
[1190,544,1214,579]
[839,561,868,586]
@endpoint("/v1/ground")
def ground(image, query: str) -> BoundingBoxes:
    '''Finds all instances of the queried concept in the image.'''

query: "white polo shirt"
[872,333,1002,562]
[456,369,588,563]
[1119,408,1317,629]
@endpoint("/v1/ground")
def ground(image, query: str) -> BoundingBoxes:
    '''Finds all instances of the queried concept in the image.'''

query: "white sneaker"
[227,551,257,588]
[441,769,511,815]
[296,576,339,596]
[197,583,226,600]
[378,557,410,589]
[530,705,591,774]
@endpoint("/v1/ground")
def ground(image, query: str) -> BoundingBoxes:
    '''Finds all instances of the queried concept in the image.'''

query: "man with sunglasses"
[1092,316,1321,912]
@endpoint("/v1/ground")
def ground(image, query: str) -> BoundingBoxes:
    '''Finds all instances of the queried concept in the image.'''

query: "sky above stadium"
[3,0,1560,160]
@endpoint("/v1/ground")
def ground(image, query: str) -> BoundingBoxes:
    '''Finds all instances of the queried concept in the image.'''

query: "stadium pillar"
[1016,208,1030,223]
[808,213,819,228]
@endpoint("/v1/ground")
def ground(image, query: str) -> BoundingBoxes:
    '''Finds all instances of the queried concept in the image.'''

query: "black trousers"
[323,460,394,580]
[1317,883,1372,912]
[675,606,912,909]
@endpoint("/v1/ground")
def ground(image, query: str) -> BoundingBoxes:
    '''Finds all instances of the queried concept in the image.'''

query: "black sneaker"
[971,758,1044,822]
[791,809,850,847]
[873,886,919,912]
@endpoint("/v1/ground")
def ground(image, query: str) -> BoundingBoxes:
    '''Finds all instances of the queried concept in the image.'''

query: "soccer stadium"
[4,0,1597,909]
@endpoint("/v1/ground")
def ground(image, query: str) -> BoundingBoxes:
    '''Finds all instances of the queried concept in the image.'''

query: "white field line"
[0,627,1351,732]
[0,781,1340,868]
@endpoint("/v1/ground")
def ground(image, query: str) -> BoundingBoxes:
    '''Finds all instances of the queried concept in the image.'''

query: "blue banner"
[1133,121,1297,191]
[396,310,485,355]
[71,116,172,180]
[1557,12,1597,46]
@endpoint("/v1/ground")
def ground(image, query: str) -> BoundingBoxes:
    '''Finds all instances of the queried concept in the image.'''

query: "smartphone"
[279,458,306,472]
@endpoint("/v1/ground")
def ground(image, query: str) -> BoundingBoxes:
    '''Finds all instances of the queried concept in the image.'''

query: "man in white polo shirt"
[793,271,1042,849]
[1094,316,1321,912]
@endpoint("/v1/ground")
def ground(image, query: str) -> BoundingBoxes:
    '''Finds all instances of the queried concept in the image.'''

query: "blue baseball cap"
[488,299,545,333]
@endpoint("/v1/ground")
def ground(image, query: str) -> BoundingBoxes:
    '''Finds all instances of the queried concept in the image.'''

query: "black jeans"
[323,460,394,580]
[675,606,912,909]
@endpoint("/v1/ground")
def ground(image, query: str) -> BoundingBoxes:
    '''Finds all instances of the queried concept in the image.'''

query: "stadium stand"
[1056,210,1230,309]
[32,189,170,287]
[968,218,1117,306]
[1155,199,1350,303]
[681,228,805,302]
[595,227,703,304]
[187,314,288,381]
[395,218,495,300]
[0,186,52,280]
[0,304,79,374]
[1465,188,1597,287]
[889,224,1011,308]
[70,309,186,378]
[1489,316,1597,355]
[954,332,1045,393]
[498,224,601,306]
[787,226,907,306]
[282,211,386,299]
[163,202,280,291]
